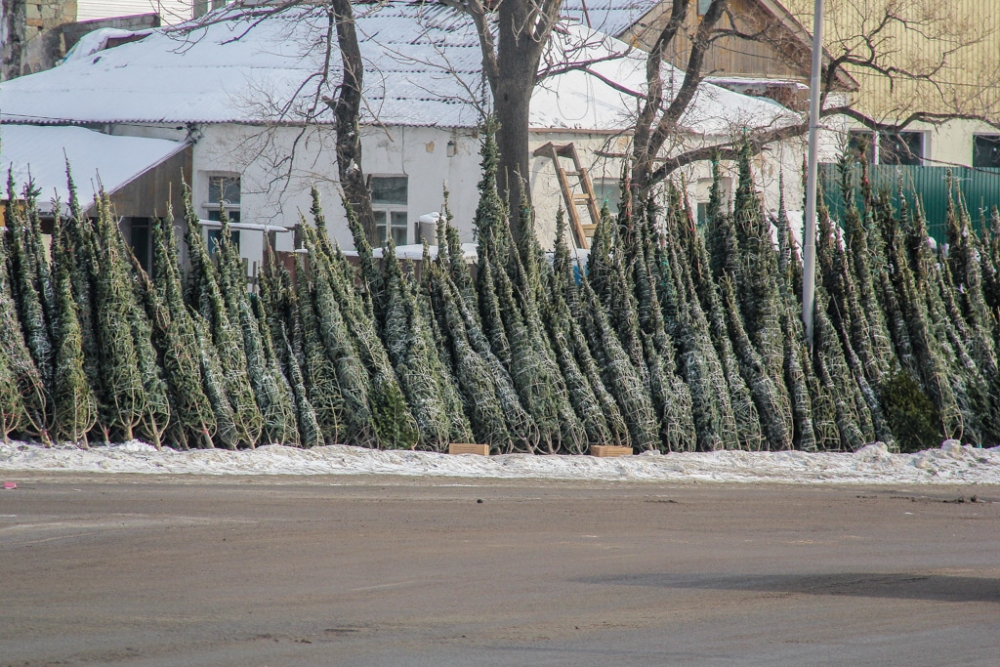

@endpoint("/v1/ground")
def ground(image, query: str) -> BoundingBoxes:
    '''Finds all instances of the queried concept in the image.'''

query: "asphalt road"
[1,474,998,666]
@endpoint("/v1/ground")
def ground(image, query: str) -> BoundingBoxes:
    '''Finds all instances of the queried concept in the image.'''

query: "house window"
[696,202,709,227]
[879,131,924,166]
[593,178,620,216]
[207,228,240,256]
[973,135,1000,168]
[848,130,876,163]
[847,129,924,165]
[207,174,241,218]
[371,176,408,246]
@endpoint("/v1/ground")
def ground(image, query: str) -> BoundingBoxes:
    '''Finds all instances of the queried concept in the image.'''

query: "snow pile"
[1,441,997,485]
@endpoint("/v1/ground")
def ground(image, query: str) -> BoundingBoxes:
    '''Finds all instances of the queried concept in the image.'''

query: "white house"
[0,1,806,274]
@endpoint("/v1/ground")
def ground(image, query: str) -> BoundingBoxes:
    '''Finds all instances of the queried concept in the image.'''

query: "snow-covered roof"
[0,125,186,213]
[535,26,798,134]
[561,0,659,37]
[0,1,795,134]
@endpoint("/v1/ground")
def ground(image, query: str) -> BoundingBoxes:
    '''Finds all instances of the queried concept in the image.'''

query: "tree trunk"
[329,0,377,245]
[495,0,546,242]
[1,0,26,81]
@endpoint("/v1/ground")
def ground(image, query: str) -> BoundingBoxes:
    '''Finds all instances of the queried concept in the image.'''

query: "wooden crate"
[590,445,634,457]
[448,443,490,456]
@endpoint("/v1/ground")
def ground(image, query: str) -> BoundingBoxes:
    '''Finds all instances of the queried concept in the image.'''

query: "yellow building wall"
[784,0,1000,121]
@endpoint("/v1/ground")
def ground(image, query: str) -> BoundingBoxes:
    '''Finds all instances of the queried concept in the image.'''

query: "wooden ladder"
[532,142,601,249]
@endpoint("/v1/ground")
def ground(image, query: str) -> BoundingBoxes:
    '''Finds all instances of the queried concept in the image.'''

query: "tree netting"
[4,127,1000,453]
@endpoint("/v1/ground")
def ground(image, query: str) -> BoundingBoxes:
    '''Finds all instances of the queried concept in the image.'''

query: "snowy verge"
[1,441,998,485]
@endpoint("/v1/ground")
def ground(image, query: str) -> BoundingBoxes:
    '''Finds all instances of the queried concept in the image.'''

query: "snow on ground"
[1,441,998,485]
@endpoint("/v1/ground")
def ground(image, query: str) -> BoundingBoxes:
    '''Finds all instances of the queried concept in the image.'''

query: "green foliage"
[183,191,263,447]
[51,249,98,446]
[880,366,942,452]
[18,119,1000,454]
[149,216,217,449]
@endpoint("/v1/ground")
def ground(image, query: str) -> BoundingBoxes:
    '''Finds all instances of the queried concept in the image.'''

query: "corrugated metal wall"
[785,0,1000,120]
[76,0,192,24]
[819,163,1000,242]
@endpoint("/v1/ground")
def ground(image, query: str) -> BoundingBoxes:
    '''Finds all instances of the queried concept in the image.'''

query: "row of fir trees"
[3,127,1000,453]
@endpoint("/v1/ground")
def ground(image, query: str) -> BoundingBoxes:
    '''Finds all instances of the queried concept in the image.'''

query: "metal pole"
[802,0,825,348]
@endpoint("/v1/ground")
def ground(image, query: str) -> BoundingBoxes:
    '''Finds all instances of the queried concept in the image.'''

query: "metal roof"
[0,1,795,135]
[0,125,186,213]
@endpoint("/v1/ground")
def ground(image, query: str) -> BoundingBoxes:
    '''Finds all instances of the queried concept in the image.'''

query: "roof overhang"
[0,124,188,214]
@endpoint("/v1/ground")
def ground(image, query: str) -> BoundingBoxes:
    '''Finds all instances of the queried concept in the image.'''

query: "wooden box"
[449,443,490,456]
[590,445,634,457]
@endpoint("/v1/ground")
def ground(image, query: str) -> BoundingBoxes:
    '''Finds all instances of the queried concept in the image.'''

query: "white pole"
[802,0,825,348]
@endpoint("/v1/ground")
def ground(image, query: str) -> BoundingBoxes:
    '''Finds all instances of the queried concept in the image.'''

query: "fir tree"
[279,322,322,448]
[662,196,735,451]
[579,276,659,451]
[50,229,98,446]
[841,159,895,381]
[545,215,626,447]
[300,223,377,446]
[731,142,786,397]
[498,237,586,454]
[149,217,218,449]
[0,224,46,442]
[427,261,516,451]
[292,254,344,444]
[183,193,264,447]
[5,175,54,395]
[126,261,172,450]
[91,193,147,442]
[684,199,764,452]
[323,223,418,450]
[382,237,455,450]
[345,199,384,328]
[721,276,793,450]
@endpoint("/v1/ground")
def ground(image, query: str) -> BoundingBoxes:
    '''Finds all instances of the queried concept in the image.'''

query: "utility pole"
[802,0,824,348]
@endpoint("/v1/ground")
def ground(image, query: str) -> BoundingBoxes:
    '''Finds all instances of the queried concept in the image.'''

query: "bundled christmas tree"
[183,192,264,447]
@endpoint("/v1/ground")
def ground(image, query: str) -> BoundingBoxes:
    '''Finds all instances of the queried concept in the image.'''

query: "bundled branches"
[4,125,1000,454]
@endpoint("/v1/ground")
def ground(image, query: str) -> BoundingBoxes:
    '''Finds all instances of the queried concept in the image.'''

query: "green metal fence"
[819,163,1000,244]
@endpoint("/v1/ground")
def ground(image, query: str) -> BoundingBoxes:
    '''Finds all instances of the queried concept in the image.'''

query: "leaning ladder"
[533,142,601,249]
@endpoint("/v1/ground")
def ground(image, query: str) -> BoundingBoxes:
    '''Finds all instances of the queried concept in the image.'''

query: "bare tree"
[442,0,563,238]
[184,0,379,241]
[1,0,26,81]
[182,0,1000,242]
[625,0,1000,206]
[328,0,377,242]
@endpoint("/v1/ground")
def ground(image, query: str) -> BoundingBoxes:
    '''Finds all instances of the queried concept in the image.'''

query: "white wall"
[77,0,192,23]
[192,123,486,272]
[185,119,834,272]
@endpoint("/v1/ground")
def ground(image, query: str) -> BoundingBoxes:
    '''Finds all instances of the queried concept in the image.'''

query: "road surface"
[1,474,998,666]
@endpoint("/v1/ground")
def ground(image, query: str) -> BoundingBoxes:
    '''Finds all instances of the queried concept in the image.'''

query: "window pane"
[593,179,620,216]
[698,0,712,15]
[390,211,408,229]
[207,229,239,256]
[848,130,875,163]
[371,176,408,205]
[973,135,1000,168]
[390,211,408,245]
[373,210,388,245]
[879,132,923,166]
[209,176,241,204]
[207,209,241,222]
[391,225,408,247]
[696,202,709,227]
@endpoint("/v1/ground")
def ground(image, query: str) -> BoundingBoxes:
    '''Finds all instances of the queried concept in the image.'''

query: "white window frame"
[204,173,241,222]
[370,175,408,246]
